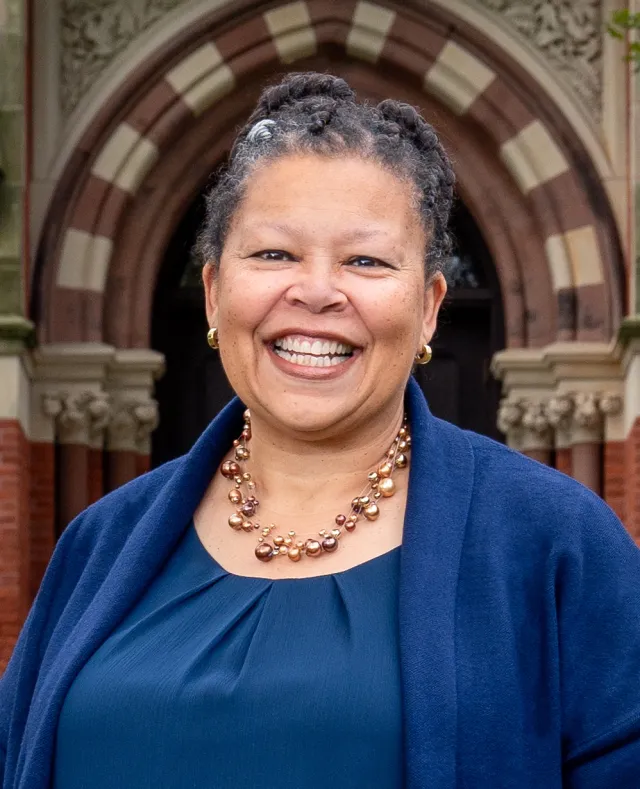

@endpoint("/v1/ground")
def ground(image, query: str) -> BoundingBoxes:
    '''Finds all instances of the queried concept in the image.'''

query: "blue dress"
[53,521,403,788]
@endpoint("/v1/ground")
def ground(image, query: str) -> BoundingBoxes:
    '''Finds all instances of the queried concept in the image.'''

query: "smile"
[272,336,354,368]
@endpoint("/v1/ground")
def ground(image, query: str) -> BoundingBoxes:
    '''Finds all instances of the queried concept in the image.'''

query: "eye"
[347,255,390,269]
[252,249,294,261]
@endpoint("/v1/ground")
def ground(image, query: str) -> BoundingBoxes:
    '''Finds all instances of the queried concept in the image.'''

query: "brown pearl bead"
[229,489,242,505]
[335,514,347,526]
[235,446,250,460]
[352,497,363,513]
[243,409,251,422]
[378,478,396,497]
[306,540,322,556]
[288,547,302,562]
[229,514,244,530]
[364,503,380,520]
[378,462,393,477]
[255,544,274,562]
[242,428,251,440]
[345,520,357,532]
[221,461,241,478]
[398,440,408,451]
[273,535,285,546]
[240,502,256,517]
[399,426,408,438]
[242,521,254,532]
[322,537,338,552]
[395,453,408,469]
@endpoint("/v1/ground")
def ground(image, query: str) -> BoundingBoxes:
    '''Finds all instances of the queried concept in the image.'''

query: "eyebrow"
[245,221,392,243]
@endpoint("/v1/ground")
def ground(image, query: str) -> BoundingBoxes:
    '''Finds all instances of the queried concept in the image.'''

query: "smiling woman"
[3,72,640,789]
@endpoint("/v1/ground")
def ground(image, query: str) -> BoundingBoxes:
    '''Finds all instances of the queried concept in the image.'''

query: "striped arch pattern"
[41,0,621,349]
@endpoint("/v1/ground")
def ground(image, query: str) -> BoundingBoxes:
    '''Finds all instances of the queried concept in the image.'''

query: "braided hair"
[196,72,455,278]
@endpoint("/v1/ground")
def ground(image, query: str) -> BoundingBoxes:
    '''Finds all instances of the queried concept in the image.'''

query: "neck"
[240,399,406,524]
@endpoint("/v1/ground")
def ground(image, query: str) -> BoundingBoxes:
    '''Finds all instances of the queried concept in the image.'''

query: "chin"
[262,395,354,436]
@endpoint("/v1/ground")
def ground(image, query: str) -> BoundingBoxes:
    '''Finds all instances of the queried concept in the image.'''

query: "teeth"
[274,336,354,356]
[273,348,351,367]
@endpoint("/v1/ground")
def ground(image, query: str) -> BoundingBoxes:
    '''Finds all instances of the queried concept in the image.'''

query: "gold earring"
[207,327,219,350]
[415,344,432,365]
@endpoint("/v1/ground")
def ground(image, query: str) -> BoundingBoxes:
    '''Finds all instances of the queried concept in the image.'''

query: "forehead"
[232,154,422,240]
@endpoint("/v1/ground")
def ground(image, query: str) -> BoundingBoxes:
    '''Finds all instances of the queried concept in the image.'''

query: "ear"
[202,262,219,328]
[421,271,447,346]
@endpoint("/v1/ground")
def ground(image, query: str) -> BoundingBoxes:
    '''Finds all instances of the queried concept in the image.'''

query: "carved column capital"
[107,397,159,453]
[520,400,553,450]
[571,392,604,444]
[498,395,552,451]
[545,394,575,449]
[497,395,524,448]
[44,390,112,446]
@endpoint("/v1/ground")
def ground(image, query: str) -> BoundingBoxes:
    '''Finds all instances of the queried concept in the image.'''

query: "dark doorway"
[151,197,504,467]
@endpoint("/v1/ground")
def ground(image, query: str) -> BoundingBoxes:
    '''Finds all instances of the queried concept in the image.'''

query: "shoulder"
[458,427,624,548]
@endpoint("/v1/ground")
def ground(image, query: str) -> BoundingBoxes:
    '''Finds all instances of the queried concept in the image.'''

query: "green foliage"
[607,9,640,69]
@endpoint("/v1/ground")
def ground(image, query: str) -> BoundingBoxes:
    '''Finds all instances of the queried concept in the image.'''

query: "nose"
[284,258,348,314]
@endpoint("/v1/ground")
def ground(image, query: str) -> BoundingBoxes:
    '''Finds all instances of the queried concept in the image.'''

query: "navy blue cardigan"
[2,378,640,788]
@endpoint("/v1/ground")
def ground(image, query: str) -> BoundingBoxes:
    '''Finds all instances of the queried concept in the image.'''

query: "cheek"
[359,281,424,343]
[217,267,279,332]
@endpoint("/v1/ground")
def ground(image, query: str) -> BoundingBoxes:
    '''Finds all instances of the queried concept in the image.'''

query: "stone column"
[43,390,111,531]
[104,349,164,491]
[570,392,605,494]
[106,396,159,491]
[546,394,575,476]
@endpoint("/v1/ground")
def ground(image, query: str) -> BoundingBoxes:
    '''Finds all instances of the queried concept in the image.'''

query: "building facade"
[0,0,639,668]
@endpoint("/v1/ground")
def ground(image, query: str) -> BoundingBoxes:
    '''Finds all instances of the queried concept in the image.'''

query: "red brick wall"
[29,442,56,600]
[0,420,30,672]
[624,418,640,543]
[604,440,626,525]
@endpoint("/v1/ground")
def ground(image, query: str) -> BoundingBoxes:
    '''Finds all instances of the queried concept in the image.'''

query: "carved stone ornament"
[521,400,551,439]
[497,395,524,436]
[476,0,602,120]
[599,393,623,417]
[107,396,160,452]
[45,390,112,445]
[545,393,574,430]
[60,0,192,116]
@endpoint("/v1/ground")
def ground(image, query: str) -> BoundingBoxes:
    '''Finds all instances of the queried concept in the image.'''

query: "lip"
[266,343,361,380]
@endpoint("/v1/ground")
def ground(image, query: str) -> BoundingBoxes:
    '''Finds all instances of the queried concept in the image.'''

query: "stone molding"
[498,390,624,450]
[58,0,603,124]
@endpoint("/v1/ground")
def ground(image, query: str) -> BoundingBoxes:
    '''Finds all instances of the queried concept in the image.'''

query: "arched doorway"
[151,194,504,466]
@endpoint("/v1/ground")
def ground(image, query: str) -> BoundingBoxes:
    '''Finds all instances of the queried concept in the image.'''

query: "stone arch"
[33,0,624,350]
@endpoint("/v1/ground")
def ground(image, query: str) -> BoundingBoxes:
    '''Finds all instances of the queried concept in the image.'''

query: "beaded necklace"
[221,410,411,562]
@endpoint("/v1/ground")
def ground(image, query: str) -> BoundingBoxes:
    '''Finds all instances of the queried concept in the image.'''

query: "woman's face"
[203,153,446,438]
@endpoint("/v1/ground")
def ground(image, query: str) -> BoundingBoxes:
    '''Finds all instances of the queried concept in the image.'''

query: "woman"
[2,72,640,789]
